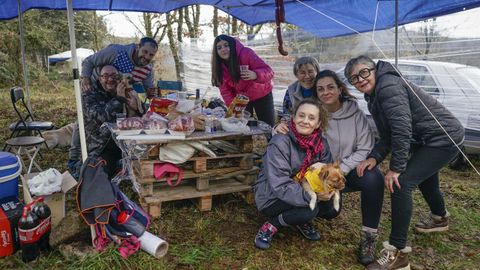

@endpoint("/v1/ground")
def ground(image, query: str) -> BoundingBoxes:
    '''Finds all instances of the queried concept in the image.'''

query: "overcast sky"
[98,6,480,39]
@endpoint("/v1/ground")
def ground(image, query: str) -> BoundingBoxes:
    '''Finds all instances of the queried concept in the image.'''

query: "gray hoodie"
[325,99,374,174]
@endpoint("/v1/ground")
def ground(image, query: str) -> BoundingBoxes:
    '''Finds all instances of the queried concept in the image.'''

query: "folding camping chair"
[5,87,54,150]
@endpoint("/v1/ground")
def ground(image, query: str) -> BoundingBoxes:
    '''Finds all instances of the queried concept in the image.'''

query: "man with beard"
[81,37,158,92]
[68,38,157,177]
[82,65,144,176]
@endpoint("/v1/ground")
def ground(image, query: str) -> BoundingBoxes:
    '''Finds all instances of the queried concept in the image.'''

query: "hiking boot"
[366,241,411,270]
[254,222,278,250]
[414,211,450,233]
[296,222,321,241]
[358,230,379,266]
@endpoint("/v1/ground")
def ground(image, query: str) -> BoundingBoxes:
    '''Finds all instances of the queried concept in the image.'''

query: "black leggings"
[261,198,340,228]
[343,167,384,229]
[245,92,275,127]
[389,145,458,249]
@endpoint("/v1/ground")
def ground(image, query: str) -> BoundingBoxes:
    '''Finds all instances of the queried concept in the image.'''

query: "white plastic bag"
[27,168,62,196]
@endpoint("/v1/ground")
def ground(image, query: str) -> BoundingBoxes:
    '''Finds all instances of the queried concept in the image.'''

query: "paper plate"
[144,128,167,135]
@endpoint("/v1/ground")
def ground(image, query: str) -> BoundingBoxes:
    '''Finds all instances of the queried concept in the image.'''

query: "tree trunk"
[213,8,218,37]
[166,13,181,81]
[193,5,200,38]
[232,18,238,35]
[143,13,154,37]
[177,9,183,42]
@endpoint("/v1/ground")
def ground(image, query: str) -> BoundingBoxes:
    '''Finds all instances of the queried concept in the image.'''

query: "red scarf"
[290,119,324,179]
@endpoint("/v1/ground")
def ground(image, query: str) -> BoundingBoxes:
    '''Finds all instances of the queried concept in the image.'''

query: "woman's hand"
[310,162,326,171]
[384,170,401,193]
[356,157,377,177]
[193,114,206,130]
[274,122,289,134]
[317,191,335,201]
[240,69,257,81]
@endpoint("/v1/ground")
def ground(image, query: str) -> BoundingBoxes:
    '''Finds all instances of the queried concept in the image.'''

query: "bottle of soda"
[18,206,40,262]
[31,197,51,251]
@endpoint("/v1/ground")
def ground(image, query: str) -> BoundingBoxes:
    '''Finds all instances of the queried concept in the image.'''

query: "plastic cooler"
[0,152,22,199]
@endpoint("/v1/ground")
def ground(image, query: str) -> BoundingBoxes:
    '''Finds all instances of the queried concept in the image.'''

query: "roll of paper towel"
[139,231,169,258]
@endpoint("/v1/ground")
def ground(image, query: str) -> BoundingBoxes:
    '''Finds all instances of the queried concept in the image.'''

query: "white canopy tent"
[47,48,94,73]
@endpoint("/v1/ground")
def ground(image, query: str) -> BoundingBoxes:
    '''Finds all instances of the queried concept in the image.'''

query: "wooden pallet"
[139,178,253,217]
[135,163,258,196]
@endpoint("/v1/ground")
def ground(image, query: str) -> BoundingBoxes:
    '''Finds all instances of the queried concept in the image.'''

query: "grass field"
[0,78,479,270]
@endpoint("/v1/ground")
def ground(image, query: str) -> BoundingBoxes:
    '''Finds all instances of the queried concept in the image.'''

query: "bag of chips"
[226,94,249,118]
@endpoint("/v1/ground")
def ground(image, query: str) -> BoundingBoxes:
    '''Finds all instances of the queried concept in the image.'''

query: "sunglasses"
[348,68,374,85]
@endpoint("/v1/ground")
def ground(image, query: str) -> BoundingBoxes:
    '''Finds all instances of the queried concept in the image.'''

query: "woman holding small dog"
[345,55,464,270]
[274,70,385,265]
[252,99,338,250]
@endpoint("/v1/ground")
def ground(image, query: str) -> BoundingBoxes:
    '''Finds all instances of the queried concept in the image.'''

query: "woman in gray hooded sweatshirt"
[274,70,384,266]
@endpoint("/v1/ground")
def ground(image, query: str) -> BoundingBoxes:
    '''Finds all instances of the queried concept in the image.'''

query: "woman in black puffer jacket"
[344,55,464,270]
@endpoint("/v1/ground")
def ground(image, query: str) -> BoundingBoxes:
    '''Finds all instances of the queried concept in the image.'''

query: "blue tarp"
[1,0,480,38]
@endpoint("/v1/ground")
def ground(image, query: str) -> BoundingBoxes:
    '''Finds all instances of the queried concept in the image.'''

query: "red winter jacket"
[219,39,274,105]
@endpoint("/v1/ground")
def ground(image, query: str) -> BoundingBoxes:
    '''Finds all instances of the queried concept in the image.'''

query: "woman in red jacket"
[211,34,275,126]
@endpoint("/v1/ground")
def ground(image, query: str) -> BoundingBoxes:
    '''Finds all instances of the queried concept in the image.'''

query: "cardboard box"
[0,196,23,257]
[21,172,77,227]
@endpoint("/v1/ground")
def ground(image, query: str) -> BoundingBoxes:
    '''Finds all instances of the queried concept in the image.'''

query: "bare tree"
[213,8,219,37]
[166,12,181,81]
[184,5,201,38]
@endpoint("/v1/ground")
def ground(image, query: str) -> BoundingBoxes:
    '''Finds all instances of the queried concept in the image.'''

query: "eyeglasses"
[100,74,121,80]
[348,68,374,85]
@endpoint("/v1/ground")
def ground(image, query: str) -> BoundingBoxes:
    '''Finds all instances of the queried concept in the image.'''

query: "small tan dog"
[40,123,75,149]
[295,162,346,211]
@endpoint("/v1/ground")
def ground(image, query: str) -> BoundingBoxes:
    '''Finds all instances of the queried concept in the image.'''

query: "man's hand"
[356,157,377,177]
[274,122,289,135]
[384,170,401,193]
[116,82,127,99]
[81,77,93,92]
[125,90,141,111]
[147,87,158,99]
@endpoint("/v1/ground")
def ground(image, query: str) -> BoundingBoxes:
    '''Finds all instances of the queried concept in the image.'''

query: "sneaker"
[414,211,450,233]
[366,241,411,270]
[254,222,278,249]
[358,230,379,266]
[295,222,321,241]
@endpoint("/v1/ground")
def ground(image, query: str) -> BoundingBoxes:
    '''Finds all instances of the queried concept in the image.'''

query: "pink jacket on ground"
[219,39,274,105]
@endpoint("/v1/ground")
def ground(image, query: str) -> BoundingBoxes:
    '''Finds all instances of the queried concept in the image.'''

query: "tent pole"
[66,0,95,245]
[395,0,398,67]
[17,0,31,109]
[66,0,88,162]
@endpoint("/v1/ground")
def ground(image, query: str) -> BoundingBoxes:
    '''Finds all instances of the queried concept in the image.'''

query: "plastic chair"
[6,87,54,149]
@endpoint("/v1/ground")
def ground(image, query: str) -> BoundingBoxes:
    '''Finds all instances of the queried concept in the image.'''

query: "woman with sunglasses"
[274,70,384,266]
[344,55,464,270]
[211,35,275,126]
